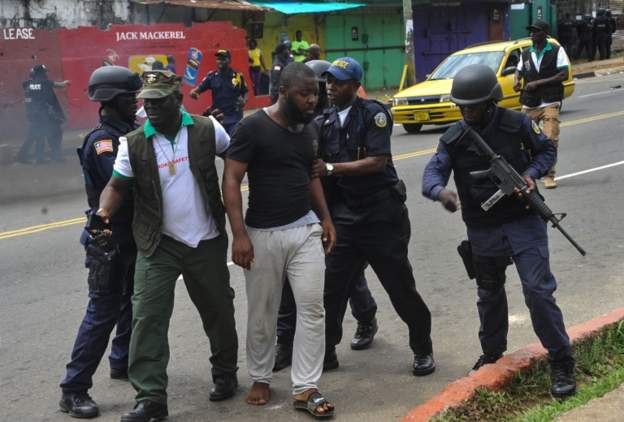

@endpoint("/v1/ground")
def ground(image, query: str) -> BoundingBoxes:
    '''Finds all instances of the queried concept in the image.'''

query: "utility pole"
[401,0,417,89]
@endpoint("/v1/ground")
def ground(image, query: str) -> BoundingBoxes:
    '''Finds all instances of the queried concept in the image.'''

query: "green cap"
[137,70,182,99]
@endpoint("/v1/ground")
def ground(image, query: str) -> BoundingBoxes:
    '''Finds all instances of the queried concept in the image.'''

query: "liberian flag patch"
[94,140,114,155]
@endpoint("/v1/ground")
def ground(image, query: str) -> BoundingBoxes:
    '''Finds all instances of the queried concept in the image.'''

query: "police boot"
[412,353,436,376]
[209,373,238,402]
[120,401,167,422]
[351,317,378,350]
[110,367,128,380]
[323,347,339,371]
[550,360,576,398]
[59,391,99,419]
[469,353,502,375]
[273,342,293,372]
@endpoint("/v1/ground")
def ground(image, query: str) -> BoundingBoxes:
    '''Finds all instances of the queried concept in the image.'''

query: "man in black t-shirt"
[223,62,336,419]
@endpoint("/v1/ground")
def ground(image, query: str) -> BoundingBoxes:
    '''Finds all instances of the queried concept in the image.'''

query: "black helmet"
[30,64,48,78]
[88,65,142,102]
[450,64,502,106]
[305,60,331,81]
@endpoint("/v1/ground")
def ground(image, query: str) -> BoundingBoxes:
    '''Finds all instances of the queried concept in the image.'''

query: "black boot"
[120,401,168,422]
[469,353,502,375]
[273,342,293,372]
[59,392,99,419]
[323,347,339,371]
[413,353,436,376]
[209,374,238,402]
[351,317,378,350]
[550,360,576,398]
[110,367,128,380]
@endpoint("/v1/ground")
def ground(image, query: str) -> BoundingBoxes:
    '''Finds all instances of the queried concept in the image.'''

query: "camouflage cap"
[138,70,182,99]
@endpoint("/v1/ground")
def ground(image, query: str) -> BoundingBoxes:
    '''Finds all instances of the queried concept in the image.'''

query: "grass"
[431,321,624,422]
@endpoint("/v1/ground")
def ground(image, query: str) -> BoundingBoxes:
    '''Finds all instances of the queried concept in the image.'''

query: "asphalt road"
[1,73,623,422]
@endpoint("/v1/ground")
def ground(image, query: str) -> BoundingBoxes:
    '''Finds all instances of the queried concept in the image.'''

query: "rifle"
[463,127,586,256]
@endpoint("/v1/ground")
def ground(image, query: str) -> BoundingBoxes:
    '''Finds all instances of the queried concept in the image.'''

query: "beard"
[285,94,315,125]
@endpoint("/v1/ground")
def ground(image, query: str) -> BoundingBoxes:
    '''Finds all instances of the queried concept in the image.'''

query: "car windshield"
[429,51,504,80]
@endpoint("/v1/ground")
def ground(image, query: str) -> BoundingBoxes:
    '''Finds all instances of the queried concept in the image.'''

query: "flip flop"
[293,391,335,419]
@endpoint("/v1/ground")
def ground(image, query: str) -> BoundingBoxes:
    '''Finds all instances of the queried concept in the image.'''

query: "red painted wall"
[0,22,270,140]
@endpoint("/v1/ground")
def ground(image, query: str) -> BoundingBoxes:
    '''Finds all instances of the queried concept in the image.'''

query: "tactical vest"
[443,108,534,227]
[520,45,564,107]
[126,114,226,256]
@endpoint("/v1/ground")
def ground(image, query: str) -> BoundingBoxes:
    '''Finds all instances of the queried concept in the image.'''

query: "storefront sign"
[2,28,35,40]
[115,31,187,42]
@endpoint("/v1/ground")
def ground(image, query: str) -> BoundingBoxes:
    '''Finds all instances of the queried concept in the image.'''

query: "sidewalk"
[555,384,624,422]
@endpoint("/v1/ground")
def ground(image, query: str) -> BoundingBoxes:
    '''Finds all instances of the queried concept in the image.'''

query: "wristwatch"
[325,162,334,176]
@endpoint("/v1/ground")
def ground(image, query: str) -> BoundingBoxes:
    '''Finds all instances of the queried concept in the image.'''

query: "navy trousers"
[467,214,573,363]
[60,243,135,392]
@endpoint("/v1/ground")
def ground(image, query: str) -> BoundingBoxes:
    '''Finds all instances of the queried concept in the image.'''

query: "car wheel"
[403,123,423,134]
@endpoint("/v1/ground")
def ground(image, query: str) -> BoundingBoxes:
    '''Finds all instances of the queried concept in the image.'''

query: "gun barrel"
[550,219,587,256]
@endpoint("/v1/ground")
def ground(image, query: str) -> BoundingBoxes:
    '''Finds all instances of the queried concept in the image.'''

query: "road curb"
[402,308,624,422]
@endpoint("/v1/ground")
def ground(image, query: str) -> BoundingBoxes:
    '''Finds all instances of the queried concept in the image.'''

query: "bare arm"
[53,80,70,88]
[222,158,254,269]
[312,156,388,178]
[97,176,131,220]
[309,177,336,254]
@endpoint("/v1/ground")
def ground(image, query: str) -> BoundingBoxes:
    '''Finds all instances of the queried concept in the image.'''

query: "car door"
[497,47,522,109]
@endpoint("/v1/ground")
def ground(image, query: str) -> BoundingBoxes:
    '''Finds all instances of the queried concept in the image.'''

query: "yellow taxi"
[391,38,575,134]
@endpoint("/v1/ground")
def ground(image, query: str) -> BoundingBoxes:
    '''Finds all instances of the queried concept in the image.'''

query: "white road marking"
[555,160,624,181]
[578,89,623,98]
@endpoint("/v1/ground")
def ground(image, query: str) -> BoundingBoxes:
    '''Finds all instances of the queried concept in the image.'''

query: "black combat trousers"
[324,206,432,355]
[276,269,377,346]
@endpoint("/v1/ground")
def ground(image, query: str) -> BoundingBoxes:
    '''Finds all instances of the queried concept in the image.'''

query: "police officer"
[190,49,248,134]
[17,64,69,164]
[576,15,594,61]
[422,64,576,398]
[269,42,293,104]
[273,59,379,372]
[59,66,142,418]
[593,9,611,60]
[557,14,577,57]
[313,57,435,375]
[606,10,616,59]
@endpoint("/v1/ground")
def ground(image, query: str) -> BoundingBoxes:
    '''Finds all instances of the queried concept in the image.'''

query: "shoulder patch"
[532,120,542,134]
[374,112,387,128]
[93,139,113,155]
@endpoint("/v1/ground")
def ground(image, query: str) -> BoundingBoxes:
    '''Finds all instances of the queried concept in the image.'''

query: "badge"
[145,73,158,84]
[374,112,387,128]
[94,140,113,155]
[531,120,541,134]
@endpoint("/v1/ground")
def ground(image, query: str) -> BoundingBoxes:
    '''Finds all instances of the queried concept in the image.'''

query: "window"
[429,51,504,80]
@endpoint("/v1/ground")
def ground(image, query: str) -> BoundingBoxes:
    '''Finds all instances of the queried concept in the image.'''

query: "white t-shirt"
[516,43,570,109]
[338,106,352,127]
[114,115,230,248]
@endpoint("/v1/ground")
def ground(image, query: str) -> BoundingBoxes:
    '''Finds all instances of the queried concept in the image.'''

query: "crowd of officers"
[57,21,578,421]
[557,9,618,61]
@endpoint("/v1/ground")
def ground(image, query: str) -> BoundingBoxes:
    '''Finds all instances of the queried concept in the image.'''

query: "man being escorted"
[59,66,141,419]
[422,64,576,398]
[223,62,336,419]
[190,49,248,134]
[97,70,239,421]
[514,20,570,189]
[314,58,435,376]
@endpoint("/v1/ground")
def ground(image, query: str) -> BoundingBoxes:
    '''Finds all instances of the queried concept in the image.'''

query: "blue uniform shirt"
[316,97,401,224]
[197,67,247,125]
[79,115,136,244]
[422,108,556,202]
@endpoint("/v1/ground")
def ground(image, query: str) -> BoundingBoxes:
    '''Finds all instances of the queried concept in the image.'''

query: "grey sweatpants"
[244,223,326,395]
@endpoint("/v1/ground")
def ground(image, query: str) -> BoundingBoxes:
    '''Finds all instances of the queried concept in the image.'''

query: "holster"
[457,240,477,279]
[85,239,119,295]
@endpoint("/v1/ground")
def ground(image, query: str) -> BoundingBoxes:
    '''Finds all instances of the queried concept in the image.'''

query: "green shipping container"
[324,8,404,90]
